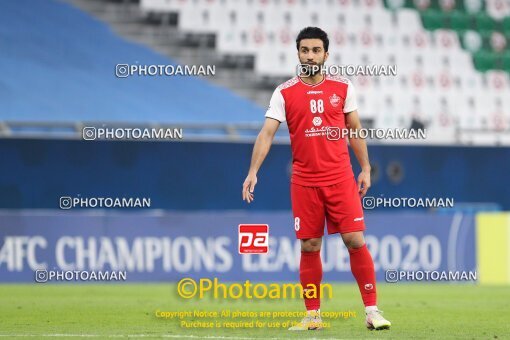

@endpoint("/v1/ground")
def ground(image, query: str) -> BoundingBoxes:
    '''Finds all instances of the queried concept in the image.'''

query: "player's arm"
[343,79,371,197]
[242,118,280,203]
[345,109,371,197]
[243,87,286,204]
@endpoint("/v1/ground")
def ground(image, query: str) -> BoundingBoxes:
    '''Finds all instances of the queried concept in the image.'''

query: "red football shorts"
[291,177,366,239]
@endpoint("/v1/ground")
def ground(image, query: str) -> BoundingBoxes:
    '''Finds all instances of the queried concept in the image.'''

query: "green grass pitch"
[1,283,509,339]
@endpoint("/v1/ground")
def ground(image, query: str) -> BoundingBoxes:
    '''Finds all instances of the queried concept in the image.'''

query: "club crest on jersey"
[329,93,342,107]
[312,117,322,126]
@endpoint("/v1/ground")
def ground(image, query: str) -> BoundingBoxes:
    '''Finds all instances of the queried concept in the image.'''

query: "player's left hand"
[357,170,371,198]
[242,173,257,203]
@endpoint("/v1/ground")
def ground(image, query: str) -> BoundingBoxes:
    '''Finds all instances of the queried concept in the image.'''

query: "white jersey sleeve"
[343,80,358,113]
[265,88,286,122]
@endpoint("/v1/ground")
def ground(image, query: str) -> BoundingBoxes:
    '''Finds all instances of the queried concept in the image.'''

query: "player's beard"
[302,60,325,77]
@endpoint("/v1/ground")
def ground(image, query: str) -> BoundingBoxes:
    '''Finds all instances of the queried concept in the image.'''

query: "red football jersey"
[265,75,358,187]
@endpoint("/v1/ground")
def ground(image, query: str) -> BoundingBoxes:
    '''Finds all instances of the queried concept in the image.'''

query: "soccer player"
[242,27,391,331]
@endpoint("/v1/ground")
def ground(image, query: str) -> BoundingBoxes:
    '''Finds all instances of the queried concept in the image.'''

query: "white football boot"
[365,309,391,330]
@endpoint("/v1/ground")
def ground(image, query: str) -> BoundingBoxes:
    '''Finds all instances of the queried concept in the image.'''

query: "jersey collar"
[298,75,326,87]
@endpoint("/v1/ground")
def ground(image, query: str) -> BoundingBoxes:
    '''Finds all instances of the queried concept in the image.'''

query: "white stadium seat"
[141,0,510,135]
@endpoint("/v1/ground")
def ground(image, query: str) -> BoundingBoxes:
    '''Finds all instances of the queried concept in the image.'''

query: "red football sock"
[348,244,377,306]
[300,250,322,310]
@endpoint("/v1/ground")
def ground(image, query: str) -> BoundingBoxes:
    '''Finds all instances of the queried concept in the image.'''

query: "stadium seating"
[0,0,263,124]
[2,0,508,137]
[140,0,510,134]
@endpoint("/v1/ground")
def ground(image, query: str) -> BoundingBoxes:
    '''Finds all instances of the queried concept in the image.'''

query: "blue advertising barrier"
[0,211,475,282]
[0,139,509,210]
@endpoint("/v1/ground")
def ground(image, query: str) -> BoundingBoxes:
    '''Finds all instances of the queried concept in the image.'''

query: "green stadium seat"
[421,10,444,30]
[429,0,442,11]
[479,30,494,51]
[435,0,484,13]
[473,50,498,71]
[404,0,416,9]
[502,52,510,72]
[473,13,496,31]
[448,11,470,30]
[502,17,510,32]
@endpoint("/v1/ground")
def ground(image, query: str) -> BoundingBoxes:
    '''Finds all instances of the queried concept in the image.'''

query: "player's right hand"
[242,173,257,203]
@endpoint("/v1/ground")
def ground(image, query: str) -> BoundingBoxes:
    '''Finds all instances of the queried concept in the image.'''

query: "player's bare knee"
[301,238,322,252]
[341,232,365,249]
[302,244,321,252]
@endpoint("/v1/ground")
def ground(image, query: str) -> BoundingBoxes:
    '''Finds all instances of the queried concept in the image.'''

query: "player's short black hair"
[296,27,329,52]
